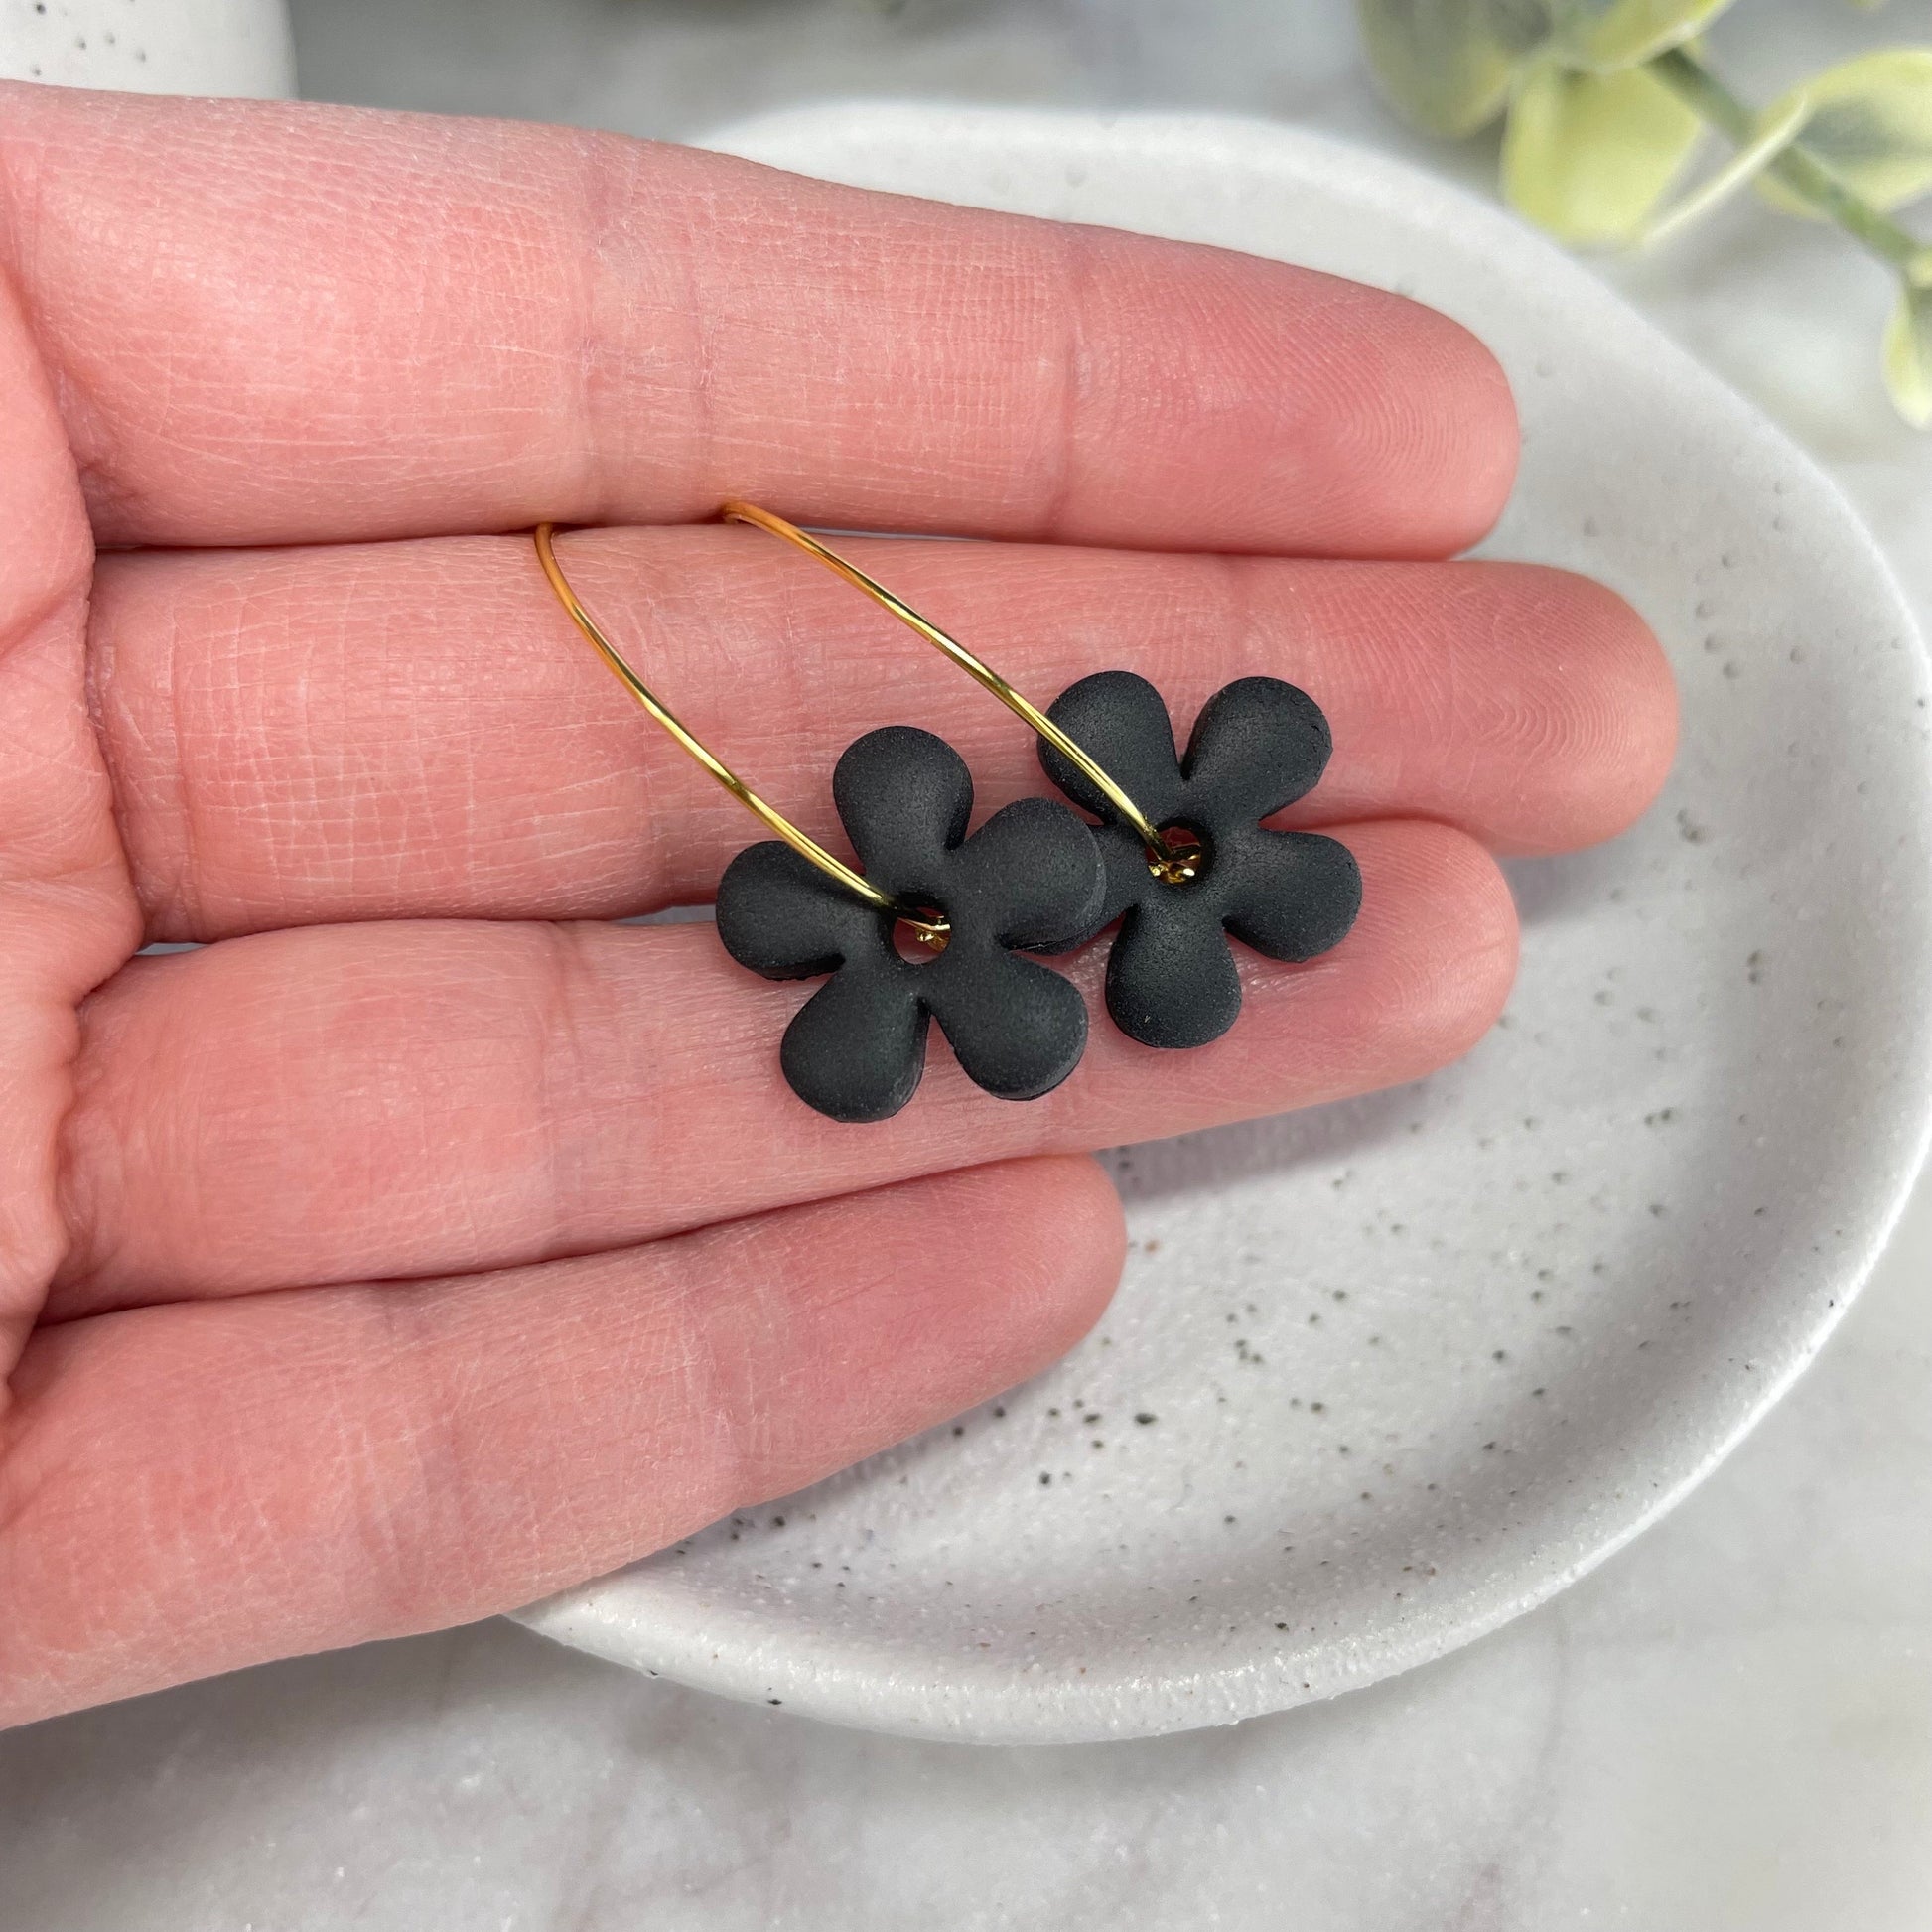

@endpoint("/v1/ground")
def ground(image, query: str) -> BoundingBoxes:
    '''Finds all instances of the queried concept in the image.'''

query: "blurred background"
[285,0,1930,600]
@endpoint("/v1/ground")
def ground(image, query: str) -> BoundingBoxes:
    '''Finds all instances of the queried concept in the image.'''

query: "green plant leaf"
[1882,279,1932,427]
[1759,49,1932,217]
[1641,89,1809,244]
[1548,0,1737,71]
[1356,0,1553,136]
[1502,58,1704,245]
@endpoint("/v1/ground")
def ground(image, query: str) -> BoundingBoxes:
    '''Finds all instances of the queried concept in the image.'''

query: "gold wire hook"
[533,523,951,947]
[719,501,1200,884]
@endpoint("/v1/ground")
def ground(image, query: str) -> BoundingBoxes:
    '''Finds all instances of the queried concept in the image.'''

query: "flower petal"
[1022,821,1151,957]
[948,796,1106,949]
[833,726,973,898]
[926,947,1091,1101]
[1104,899,1245,1050]
[1041,671,1186,827]
[780,968,928,1123]
[1221,828,1364,963]
[1182,676,1334,821]
[716,839,890,979]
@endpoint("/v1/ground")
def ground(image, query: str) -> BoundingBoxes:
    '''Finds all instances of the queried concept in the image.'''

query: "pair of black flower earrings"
[534,506,1362,1124]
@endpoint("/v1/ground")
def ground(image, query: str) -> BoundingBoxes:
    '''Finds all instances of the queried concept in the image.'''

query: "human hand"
[0,87,1674,1726]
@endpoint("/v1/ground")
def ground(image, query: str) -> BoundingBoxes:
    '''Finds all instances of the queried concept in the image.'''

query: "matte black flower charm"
[1037,672,1362,1049]
[716,726,1106,1123]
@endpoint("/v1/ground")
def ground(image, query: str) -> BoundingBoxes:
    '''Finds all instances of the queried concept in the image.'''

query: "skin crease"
[51,820,1517,1312]
[88,535,1674,940]
[0,86,1676,1727]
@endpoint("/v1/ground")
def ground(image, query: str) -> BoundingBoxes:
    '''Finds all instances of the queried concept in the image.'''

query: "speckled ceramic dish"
[519,106,1932,1743]
[0,0,291,95]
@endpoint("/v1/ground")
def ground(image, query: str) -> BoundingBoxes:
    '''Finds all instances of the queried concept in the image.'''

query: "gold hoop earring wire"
[534,522,951,946]
[720,502,1199,885]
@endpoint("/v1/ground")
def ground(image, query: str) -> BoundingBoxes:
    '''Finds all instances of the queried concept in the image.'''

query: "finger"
[90,530,1673,940]
[0,218,141,1376]
[53,819,1514,1313]
[0,1155,1123,1725]
[0,85,1514,554]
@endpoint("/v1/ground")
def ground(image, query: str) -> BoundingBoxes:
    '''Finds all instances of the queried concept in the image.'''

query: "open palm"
[0,86,1674,1727]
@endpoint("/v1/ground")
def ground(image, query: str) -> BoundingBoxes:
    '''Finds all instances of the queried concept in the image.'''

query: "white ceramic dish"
[520,106,1932,1743]
[0,0,291,96]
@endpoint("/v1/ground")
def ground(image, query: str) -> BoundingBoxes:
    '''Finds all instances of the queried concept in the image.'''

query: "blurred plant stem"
[1650,46,1929,278]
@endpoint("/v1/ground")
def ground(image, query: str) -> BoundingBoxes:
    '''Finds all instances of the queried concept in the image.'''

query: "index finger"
[0,86,1516,554]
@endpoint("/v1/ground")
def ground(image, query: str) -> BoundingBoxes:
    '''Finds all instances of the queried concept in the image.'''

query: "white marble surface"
[4,1,1931,1925]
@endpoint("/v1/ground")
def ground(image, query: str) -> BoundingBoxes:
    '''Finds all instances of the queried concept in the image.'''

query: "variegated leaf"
[1503,57,1704,245]
[1548,0,1737,71]
[1882,278,1932,427]
[1760,49,1932,217]
[1357,0,1552,136]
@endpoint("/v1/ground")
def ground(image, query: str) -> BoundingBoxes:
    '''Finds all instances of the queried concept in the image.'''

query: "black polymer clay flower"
[715,726,1106,1123]
[1037,672,1363,1050]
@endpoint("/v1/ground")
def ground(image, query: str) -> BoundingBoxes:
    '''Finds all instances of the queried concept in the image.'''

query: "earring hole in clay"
[894,906,952,962]
[1149,823,1208,888]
